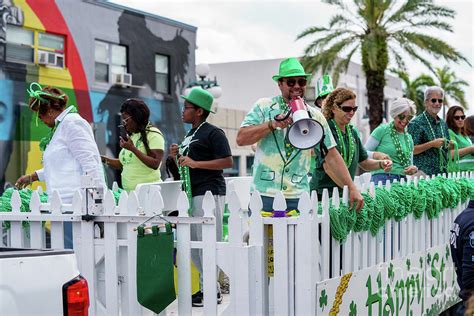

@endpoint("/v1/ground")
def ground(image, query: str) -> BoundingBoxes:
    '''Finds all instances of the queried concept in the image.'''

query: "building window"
[155,54,169,94]
[5,25,65,68]
[224,156,240,177]
[94,40,127,83]
[246,156,254,176]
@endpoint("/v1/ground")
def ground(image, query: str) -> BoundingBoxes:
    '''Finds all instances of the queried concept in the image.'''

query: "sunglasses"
[283,78,307,87]
[430,98,443,104]
[454,115,466,121]
[397,114,414,121]
[337,105,358,113]
[121,116,132,125]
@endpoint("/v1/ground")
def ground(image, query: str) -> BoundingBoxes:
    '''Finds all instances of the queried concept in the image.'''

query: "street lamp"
[183,63,222,110]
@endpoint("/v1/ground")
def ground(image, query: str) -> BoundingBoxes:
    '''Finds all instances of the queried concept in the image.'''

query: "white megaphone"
[277,96,324,150]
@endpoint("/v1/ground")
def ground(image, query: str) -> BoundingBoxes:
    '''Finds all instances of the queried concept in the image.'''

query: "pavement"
[164,293,230,315]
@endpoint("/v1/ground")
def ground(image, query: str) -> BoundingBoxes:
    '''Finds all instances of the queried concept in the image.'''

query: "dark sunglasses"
[430,98,443,104]
[397,114,414,121]
[337,105,358,113]
[284,78,307,87]
[454,115,466,121]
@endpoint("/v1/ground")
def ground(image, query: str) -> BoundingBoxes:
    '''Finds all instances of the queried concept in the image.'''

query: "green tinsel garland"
[328,176,474,243]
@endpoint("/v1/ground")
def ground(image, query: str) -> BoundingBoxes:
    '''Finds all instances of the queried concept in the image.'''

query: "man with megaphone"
[237,57,364,212]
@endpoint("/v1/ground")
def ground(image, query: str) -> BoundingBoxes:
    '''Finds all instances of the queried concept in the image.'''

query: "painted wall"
[0,0,196,192]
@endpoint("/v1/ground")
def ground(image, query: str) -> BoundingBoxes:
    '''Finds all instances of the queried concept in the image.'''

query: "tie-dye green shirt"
[241,95,336,199]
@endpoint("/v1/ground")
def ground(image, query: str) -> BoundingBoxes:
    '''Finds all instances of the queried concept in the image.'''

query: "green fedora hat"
[272,57,311,81]
[181,87,215,113]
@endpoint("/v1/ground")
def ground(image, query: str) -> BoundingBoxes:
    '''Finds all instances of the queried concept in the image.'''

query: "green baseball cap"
[316,74,334,98]
[272,57,311,81]
[180,87,215,113]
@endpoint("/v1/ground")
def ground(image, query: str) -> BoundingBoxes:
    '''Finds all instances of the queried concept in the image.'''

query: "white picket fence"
[0,172,471,315]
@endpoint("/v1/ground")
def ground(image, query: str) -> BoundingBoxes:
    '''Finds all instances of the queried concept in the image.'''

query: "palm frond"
[392,31,471,66]
[301,38,356,75]
[332,45,360,84]
[296,26,329,40]
[302,29,355,56]
[328,14,353,28]
[407,20,453,32]
[388,47,406,71]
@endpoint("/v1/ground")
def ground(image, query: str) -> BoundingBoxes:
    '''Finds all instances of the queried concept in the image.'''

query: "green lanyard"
[389,121,412,168]
[332,120,355,167]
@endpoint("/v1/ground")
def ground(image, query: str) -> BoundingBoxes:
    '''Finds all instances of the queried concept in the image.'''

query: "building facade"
[207,58,403,176]
[0,0,197,191]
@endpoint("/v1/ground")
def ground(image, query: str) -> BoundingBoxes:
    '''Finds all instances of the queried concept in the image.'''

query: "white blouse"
[36,106,105,203]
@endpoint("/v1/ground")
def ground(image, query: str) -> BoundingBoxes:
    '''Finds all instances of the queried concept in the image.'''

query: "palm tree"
[389,69,432,114]
[430,66,469,108]
[297,0,470,131]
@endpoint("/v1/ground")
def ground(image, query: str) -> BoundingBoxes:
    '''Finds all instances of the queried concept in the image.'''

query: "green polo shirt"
[370,123,414,176]
[310,121,368,194]
[407,111,449,176]
[449,129,474,171]
[241,95,336,199]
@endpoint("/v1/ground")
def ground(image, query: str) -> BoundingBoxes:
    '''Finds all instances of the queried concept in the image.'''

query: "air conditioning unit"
[37,50,64,68]
[113,73,132,87]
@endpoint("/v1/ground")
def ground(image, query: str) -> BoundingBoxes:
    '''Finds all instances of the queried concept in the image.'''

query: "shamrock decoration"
[427,253,432,264]
[349,301,357,316]
[319,289,328,310]
[406,259,411,270]
[388,263,395,281]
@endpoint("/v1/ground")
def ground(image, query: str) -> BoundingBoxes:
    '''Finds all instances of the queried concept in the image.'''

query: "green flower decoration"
[388,263,395,281]
[406,259,411,270]
[349,301,357,316]
[319,289,328,310]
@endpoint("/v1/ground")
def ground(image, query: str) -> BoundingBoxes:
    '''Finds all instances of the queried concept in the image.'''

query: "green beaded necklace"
[389,121,412,168]
[423,111,449,171]
[332,119,355,167]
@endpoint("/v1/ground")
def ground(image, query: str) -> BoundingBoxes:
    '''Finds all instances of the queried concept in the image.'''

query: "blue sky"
[111,0,473,112]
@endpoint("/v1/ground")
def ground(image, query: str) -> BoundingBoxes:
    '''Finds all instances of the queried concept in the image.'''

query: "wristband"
[268,120,275,132]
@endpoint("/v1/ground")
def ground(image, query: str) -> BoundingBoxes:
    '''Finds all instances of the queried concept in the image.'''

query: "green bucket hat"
[316,74,334,98]
[272,57,311,81]
[180,87,215,113]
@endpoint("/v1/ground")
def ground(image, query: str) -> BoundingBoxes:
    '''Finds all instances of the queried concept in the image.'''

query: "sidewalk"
[165,293,230,315]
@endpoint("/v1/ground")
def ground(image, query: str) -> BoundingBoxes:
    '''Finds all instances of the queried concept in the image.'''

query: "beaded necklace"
[178,121,207,215]
[332,119,355,167]
[389,121,412,168]
[423,111,449,171]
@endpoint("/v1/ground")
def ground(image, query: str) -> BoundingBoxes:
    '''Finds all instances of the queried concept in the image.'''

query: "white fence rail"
[0,172,471,315]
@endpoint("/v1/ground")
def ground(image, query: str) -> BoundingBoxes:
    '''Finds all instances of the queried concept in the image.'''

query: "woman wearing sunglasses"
[365,98,418,184]
[310,87,392,195]
[446,105,474,171]
[101,98,165,191]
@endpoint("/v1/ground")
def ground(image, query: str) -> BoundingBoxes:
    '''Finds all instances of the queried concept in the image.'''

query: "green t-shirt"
[449,129,474,171]
[119,126,165,191]
[370,123,414,176]
[310,121,368,194]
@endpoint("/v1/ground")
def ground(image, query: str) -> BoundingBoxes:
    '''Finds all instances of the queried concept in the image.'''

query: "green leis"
[389,121,412,168]
[327,177,474,243]
[332,120,355,167]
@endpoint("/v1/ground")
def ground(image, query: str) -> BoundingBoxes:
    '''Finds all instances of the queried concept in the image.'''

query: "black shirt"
[450,200,474,302]
[187,122,231,197]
